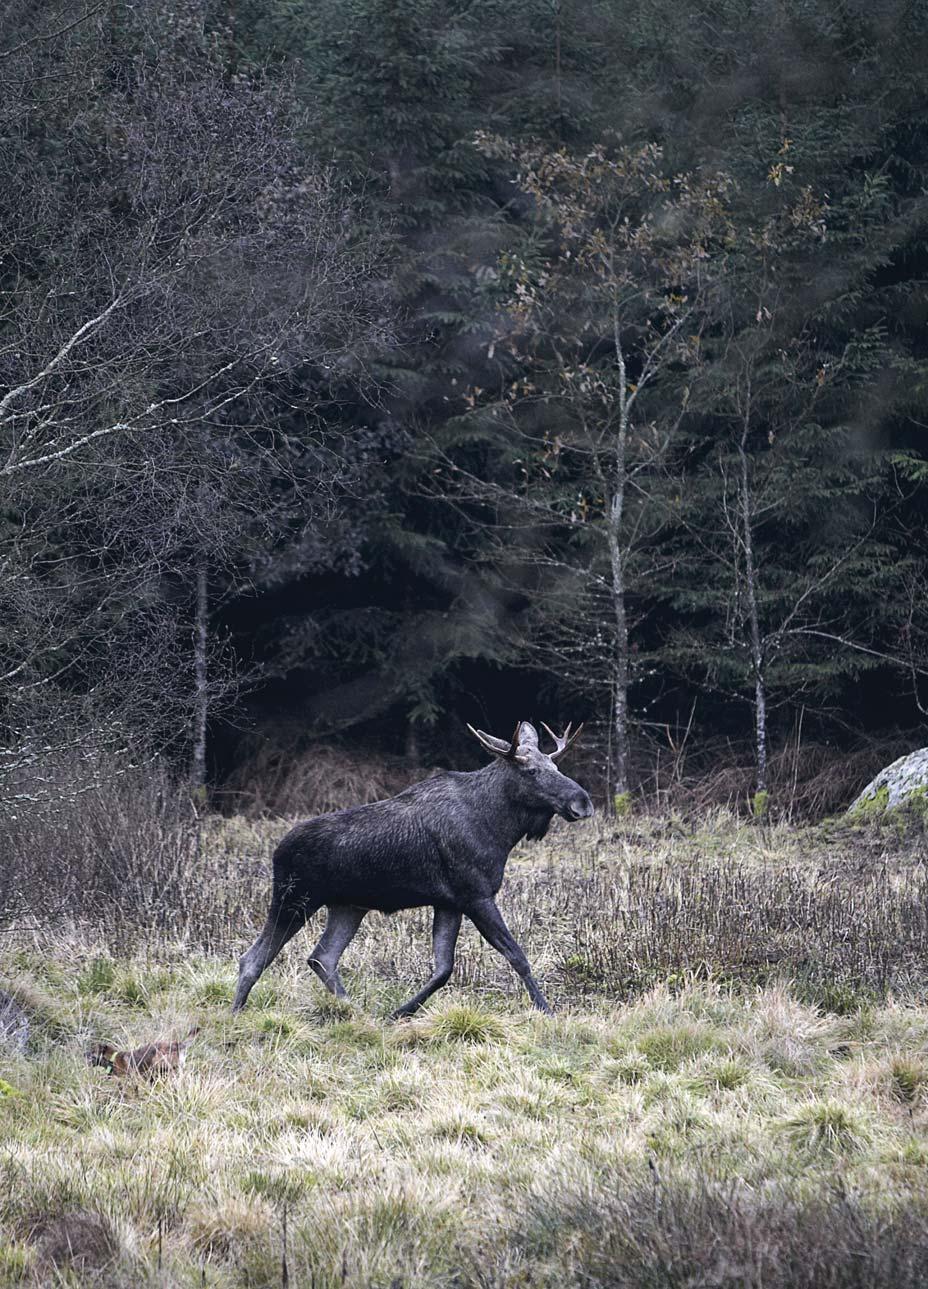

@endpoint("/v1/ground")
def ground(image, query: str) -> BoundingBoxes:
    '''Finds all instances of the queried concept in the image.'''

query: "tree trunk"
[608,510,630,799]
[553,0,562,133]
[738,413,767,795]
[607,334,631,802]
[190,563,208,793]
[753,669,768,795]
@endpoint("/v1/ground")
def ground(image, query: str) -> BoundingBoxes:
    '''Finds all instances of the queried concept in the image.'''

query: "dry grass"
[625,731,917,820]
[220,743,423,818]
[223,731,916,822]
[13,805,924,1004]
[4,808,928,1284]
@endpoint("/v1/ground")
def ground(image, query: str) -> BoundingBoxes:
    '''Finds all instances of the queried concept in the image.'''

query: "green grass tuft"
[77,956,116,995]
[636,1023,720,1072]
[890,1056,928,1107]
[255,1012,297,1038]
[110,969,152,1008]
[193,977,232,1007]
[692,1056,750,1092]
[781,1100,870,1156]
[421,1002,507,1044]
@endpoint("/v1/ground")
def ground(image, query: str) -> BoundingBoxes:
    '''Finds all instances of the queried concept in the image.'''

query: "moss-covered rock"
[847,748,928,818]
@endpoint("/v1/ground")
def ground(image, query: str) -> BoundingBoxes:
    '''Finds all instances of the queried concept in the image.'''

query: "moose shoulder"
[233,720,593,1018]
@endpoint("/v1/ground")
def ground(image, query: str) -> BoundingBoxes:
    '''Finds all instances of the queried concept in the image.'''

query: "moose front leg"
[467,898,552,1014]
[391,909,462,1020]
[233,902,310,1014]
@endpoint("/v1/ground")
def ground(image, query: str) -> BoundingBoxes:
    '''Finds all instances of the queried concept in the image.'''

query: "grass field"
[4,812,928,1285]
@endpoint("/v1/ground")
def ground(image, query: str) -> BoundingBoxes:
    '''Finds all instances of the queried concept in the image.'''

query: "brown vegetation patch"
[29,1210,119,1273]
[221,743,422,818]
[510,1175,928,1288]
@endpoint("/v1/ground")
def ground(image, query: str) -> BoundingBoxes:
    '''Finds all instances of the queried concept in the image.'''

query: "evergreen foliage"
[2,0,928,799]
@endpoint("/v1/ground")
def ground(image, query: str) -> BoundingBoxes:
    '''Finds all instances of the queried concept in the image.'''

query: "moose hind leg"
[233,903,311,1013]
[391,909,462,1020]
[308,905,366,998]
[467,897,552,1014]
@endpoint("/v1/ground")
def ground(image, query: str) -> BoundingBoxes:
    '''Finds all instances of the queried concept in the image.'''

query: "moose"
[233,720,593,1018]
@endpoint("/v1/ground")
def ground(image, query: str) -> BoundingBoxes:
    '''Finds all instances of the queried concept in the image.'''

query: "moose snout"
[563,792,594,821]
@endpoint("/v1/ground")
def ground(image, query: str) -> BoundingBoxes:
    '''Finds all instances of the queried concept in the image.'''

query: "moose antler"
[541,721,584,762]
[467,721,537,759]
[467,723,518,759]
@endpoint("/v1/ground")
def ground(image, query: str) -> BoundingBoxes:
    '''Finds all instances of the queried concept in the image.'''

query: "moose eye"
[526,767,539,777]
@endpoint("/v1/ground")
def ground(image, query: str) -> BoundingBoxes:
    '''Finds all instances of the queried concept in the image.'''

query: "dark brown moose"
[233,720,593,1018]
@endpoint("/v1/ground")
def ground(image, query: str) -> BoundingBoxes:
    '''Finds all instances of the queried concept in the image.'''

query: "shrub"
[509,1174,928,1288]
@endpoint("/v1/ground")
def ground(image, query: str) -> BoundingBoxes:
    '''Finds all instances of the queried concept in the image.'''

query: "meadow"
[4,806,928,1286]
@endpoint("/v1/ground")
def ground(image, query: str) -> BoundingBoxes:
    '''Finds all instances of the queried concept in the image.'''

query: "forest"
[8,5,928,1287]
[3,0,928,819]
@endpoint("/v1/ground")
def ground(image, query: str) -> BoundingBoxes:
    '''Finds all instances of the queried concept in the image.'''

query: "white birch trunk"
[738,411,767,795]
[607,334,631,801]
[191,563,209,793]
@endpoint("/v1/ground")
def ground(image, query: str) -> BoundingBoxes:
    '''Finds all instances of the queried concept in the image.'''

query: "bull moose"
[232,719,593,1017]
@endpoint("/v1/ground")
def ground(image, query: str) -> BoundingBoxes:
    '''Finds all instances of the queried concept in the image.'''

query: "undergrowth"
[3,811,928,1284]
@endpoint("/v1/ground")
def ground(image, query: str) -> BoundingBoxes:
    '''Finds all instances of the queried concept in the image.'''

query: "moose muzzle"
[563,791,594,821]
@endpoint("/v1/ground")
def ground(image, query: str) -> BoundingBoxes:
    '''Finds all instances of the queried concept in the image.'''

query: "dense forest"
[3,0,928,815]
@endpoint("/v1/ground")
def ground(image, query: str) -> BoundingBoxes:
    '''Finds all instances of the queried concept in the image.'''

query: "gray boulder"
[848,747,928,816]
[0,989,29,1053]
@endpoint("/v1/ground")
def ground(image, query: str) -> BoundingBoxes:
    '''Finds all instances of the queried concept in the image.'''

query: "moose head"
[467,719,594,821]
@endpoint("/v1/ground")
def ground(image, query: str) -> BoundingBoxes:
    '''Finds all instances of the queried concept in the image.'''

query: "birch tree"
[446,137,730,804]
[663,172,897,805]
[0,3,391,794]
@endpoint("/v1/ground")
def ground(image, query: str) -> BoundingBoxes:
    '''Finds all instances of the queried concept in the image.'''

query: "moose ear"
[516,722,539,751]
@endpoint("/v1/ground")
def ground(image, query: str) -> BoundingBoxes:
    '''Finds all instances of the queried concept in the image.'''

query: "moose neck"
[476,760,554,851]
